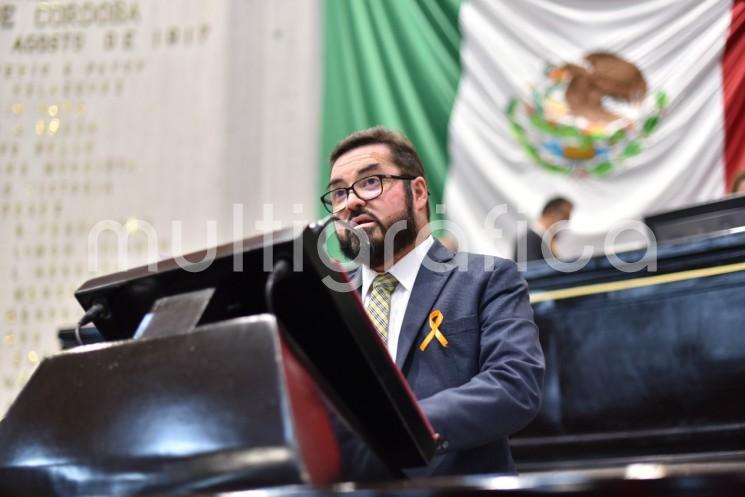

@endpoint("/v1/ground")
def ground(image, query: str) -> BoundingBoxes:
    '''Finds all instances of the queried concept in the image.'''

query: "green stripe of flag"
[320,0,463,225]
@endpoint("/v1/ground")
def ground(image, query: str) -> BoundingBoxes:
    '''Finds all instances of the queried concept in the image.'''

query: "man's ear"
[412,177,429,211]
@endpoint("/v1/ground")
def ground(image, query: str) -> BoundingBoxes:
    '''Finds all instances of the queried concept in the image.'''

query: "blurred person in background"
[514,197,573,262]
[731,170,745,194]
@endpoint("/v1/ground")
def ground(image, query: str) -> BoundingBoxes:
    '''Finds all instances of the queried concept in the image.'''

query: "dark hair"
[542,197,573,216]
[731,170,745,194]
[329,126,427,180]
[330,126,429,219]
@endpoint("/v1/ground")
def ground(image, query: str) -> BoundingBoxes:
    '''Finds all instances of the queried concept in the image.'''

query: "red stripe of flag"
[723,0,745,192]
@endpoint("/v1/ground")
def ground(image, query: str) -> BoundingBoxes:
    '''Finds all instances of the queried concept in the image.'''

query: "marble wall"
[0,0,321,414]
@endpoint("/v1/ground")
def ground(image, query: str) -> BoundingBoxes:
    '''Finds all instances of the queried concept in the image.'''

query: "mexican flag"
[321,0,745,258]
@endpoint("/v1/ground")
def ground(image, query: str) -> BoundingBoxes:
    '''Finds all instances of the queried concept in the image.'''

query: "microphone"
[308,214,337,234]
[74,302,108,346]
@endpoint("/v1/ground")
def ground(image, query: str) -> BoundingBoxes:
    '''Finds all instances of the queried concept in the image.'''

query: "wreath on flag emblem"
[506,52,668,176]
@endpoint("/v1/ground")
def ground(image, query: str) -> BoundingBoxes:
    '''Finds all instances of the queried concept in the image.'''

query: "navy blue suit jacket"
[346,239,544,478]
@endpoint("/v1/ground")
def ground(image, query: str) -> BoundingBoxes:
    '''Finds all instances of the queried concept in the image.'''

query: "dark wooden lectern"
[0,222,437,495]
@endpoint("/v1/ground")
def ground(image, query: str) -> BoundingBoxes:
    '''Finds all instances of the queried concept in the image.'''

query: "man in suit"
[513,197,573,263]
[322,127,544,478]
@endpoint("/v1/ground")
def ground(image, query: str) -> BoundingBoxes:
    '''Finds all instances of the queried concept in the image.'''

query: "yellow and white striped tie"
[366,272,399,344]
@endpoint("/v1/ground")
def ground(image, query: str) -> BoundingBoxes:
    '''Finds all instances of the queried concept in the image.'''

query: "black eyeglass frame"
[321,174,417,214]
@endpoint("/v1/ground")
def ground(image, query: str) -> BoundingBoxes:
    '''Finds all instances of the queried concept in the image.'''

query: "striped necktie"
[366,272,399,344]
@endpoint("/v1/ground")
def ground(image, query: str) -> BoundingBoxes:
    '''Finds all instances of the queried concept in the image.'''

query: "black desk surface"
[513,230,745,471]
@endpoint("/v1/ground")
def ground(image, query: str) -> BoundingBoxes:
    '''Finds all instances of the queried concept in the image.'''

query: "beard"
[337,187,419,269]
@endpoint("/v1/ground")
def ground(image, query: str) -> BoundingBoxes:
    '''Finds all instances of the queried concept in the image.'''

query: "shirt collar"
[361,235,435,297]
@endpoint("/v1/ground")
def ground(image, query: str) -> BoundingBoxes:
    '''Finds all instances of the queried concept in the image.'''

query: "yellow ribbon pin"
[419,310,449,351]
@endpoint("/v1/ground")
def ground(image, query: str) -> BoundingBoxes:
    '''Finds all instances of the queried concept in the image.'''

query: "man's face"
[545,203,572,228]
[328,143,418,268]
[555,204,573,224]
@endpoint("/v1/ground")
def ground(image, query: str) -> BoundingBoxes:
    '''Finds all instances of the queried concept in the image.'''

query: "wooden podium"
[0,222,437,495]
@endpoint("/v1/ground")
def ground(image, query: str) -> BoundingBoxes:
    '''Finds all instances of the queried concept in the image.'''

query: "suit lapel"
[346,266,362,295]
[395,240,457,368]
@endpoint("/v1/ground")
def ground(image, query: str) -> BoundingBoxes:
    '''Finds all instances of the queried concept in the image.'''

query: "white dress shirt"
[361,236,434,360]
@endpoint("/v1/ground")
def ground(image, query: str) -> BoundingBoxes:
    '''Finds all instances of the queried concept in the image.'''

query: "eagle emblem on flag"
[507,52,668,176]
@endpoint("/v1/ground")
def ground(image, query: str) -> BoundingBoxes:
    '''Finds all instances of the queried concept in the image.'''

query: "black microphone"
[74,303,108,345]
[308,214,337,234]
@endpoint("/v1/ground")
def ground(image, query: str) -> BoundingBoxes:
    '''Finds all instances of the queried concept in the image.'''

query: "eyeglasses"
[321,174,416,214]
